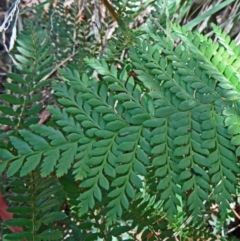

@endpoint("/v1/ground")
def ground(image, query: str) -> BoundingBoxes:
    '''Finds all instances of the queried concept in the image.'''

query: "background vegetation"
[0,0,240,240]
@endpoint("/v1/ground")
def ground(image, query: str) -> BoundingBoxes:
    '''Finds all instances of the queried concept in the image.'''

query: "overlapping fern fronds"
[0,20,69,240]
[1,0,240,239]
[1,20,240,240]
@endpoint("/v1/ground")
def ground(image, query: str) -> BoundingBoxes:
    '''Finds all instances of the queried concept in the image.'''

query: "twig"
[227,224,240,234]
[40,52,78,81]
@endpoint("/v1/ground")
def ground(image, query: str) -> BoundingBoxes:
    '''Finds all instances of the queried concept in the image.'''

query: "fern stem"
[91,209,108,241]
[30,171,37,240]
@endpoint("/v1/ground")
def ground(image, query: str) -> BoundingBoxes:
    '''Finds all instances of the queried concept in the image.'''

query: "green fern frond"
[0,21,53,138]
[122,194,173,240]
[132,25,239,216]
[57,65,152,222]
[2,172,66,240]
[172,24,240,99]
[211,24,240,57]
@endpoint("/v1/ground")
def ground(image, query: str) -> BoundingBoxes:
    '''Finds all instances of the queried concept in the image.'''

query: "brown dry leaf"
[38,109,51,124]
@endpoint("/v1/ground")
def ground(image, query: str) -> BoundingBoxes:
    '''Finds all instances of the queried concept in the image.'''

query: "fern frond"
[0,21,53,137]
[211,24,240,57]
[57,65,151,222]
[122,194,173,240]
[2,172,66,240]
[129,26,240,222]
[172,24,240,100]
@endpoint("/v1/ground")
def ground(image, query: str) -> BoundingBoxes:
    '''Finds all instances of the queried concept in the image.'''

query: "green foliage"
[46,0,95,69]
[2,172,66,241]
[0,21,53,148]
[1,0,240,240]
